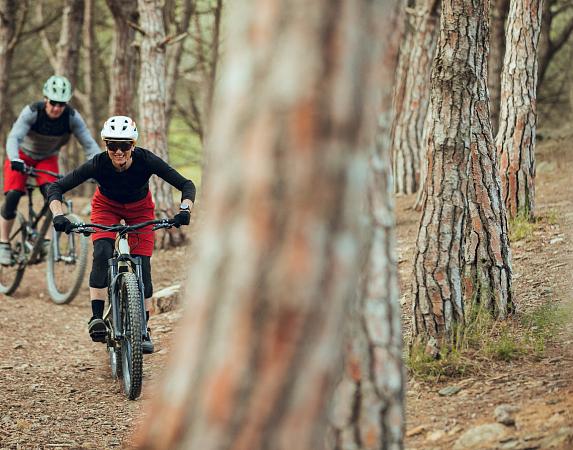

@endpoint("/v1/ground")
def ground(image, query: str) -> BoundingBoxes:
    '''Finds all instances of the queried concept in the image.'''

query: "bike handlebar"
[69,218,177,235]
[19,163,62,180]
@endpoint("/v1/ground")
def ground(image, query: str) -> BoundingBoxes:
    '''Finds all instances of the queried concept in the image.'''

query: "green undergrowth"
[509,211,535,242]
[407,302,569,382]
[509,208,560,242]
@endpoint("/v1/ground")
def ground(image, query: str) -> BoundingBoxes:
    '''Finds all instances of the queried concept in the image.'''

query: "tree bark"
[55,0,85,173]
[412,0,513,347]
[329,2,405,448]
[137,0,183,248]
[106,0,138,116]
[133,0,385,448]
[165,0,194,129]
[391,0,439,194]
[81,0,98,136]
[496,0,544,219]
[488,0,509,134]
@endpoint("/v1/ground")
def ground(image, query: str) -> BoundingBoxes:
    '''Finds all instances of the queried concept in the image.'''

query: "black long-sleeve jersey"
[47,147,196,204]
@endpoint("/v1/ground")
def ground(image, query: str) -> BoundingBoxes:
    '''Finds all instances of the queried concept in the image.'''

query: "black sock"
[91,299,105,319]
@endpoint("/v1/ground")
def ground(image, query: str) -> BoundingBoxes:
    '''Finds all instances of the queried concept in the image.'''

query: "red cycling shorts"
[3,150,59,193]
[90,187,155,257]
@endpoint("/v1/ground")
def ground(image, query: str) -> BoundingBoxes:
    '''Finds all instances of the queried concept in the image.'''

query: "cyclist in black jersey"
[0,75,99,265]
[48,116,195,354]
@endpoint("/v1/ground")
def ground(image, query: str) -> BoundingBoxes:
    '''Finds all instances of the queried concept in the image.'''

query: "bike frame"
[8,168,67,266]
[72,219,174,344]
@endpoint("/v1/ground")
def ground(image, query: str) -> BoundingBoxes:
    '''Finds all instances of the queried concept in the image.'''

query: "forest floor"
[0,133,572,450]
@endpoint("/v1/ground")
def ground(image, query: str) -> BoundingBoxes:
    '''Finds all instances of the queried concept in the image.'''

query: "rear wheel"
[0,213,27,295]
[119,272,143,400]
[46,213,89,304]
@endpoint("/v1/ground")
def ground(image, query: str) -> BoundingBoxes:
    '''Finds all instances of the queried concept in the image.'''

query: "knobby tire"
[0,213,28,295]
[119,272,143,400]
[46,213,89,304]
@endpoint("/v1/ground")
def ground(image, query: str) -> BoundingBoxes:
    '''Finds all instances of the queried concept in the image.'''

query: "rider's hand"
[53,215,74,234]
[10,159,25,173]
[172,210,191,228]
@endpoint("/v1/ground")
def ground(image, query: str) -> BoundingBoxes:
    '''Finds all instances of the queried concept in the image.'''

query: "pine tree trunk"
[81,0,99,136]
[133,0,384,448]
[106,0,138,116]
[465,78,513,319]
[391,0,439,194]
[165,0,194,129]
[329,3,405,448]
[56,0,85,173]
[488,0,509,134]
[412,0,512,345]
[496,0,543,219]
[413,105,432,211]
[138,0,184,248]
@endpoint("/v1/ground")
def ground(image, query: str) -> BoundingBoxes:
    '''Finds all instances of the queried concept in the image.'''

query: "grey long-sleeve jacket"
[6,101,100,161]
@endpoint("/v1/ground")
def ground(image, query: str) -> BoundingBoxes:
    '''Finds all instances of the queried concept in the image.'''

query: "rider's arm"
[47,155,99,206]
[69,110,101,160]
[145,149,196,203]
[6,106,36,160]
[49,199,65,217]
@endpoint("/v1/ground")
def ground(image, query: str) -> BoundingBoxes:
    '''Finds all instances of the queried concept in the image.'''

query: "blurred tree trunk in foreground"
[391,0,439,195]
[133,0,386,448]
[412,0,512,351]
[328,1,405,448]
[137,0,183,248]
[496,0,544,220]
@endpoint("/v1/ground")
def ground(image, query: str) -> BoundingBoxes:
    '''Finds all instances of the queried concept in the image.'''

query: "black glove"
[10,159,25,173]
[53,215,74,234]
[172,210,191,228]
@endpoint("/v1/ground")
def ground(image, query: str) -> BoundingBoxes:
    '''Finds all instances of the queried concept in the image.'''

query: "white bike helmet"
[43,75,72,102]
[101,116,139,141]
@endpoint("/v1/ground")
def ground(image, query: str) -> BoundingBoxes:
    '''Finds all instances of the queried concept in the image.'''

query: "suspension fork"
[108,257,122,339]
[132,256,149,339]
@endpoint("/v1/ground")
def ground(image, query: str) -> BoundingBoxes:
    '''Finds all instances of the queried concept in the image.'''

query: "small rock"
[494,404,520,426]
[427,430,446,442]
[453,423,507,450]
[406,425,426,437]
[439,386,462,397]
[539,427,573,448]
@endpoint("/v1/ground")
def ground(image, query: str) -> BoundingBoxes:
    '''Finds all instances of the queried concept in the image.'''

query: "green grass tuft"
[509,211,535,241]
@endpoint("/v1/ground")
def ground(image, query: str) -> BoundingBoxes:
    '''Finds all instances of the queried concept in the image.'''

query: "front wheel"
[46,213,89,304]
[119,272,143,400]
[0,213,27,295]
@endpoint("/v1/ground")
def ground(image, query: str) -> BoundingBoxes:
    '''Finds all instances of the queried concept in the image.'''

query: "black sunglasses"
[49,100,67,107]
[106,141,134,153]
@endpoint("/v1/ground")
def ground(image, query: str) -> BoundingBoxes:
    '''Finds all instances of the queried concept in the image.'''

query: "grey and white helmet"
[43,75,72,102]
[100,116,139,141]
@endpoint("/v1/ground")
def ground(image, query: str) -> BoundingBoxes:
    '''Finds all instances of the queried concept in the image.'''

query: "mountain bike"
[0,166,89,303]
[70,218,176,400]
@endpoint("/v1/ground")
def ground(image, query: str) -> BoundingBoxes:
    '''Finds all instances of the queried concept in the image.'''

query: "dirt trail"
[1,136,572,450]
[0,243,187,449]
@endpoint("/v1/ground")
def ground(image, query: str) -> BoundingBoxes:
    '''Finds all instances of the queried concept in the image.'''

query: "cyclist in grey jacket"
[0,75,100,266]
